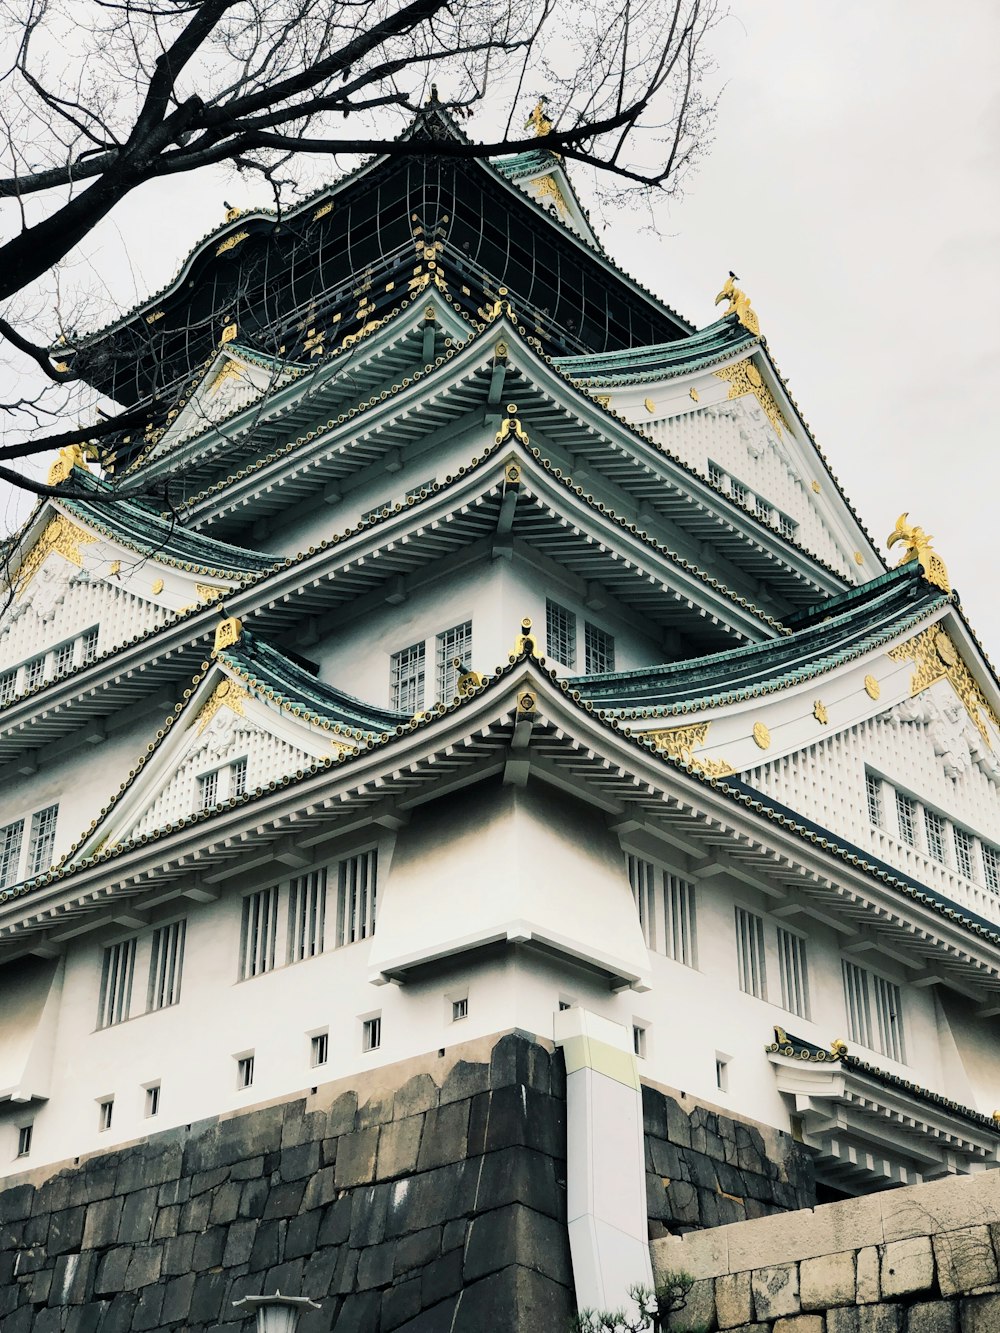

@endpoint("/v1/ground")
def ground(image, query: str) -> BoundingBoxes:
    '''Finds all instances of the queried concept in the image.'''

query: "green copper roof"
[219,631,407,735]
[554,316,756,383]
[570,564,946,713]
[494,149,558,180]
[56,467,280,578]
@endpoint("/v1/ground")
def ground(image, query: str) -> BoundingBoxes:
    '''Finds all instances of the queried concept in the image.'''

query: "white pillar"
[553,1006,654,1313]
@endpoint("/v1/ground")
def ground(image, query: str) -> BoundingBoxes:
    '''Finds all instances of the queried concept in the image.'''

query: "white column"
[553,1006,653,1313]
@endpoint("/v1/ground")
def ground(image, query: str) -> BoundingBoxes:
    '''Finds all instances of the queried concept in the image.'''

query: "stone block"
[463,1204,571,1289]
[189,1269,229,1324]
[50,1248,96,1306]
[162,1230,195,1276]
[333,1289,381,1330]
[881,1172,1000,1243]
[960,1292,1000,1332]
[879,1234,934,1298]
[82,1195,124,1250]
[240,1176,270,1218]
[383,1276,423,1330]
[285,1208,322,1260]
[178,1189,213,1233]
[48,1204,86,1255]
[153,1203,179,1239]
[327,1090,358,1137]
[119,1186,159,1244]
[3,1184,34,1221]
[65,1304,110,1333]
[318,1197,352,1248]
[856,1245,880,1303]
[751,1263,800,1319]
[395,1073,439,1118]
[208,1179,243,1225]
[642,1085,669,1139]
[418,1100,471,1172]
[773,1318,824,1333]
[669,1277,715,1333]
[393,1225,442,1277]
[800,1249,855,1310]
[378,1115,425,1179]
[728,1193,883,1271]
[384,1160,479,1237]
[263,1179,307,1219]
[335,1126,380,1188]
[934,1224,999,1296]
[907,1299,958,1333]
[857,1306,902,1332]
[421,1248,465,1307]
[715,1271,752,1328]
[358,1091,395,1130]
[248,1217,282,1272]
[301,1164,336,1212]
[357,1239,396,1290]
[280,1139,321,1182]
[476,1145,563,1221]
[222,1217,257,1268]
[467,1090,490,1157]
[652,1226,729,1281]
[440,1059,490,1105]
[826,1311,859,1333]
[230,1154,265,1180]
[350,1181,392,1248]
[190,1164,229,1196]
[123,1244,162,1291]
[131,1283,165,1332]
[489,1032,552,1095]
[192,1224,227,1271]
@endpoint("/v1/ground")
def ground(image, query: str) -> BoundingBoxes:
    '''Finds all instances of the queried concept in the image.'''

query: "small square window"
[145,1084,160,1118]
[452,998,468,1023]
[632,1025,647,1058]
[715,1056,730,1092]
[98,1099,114,1132]
[237,1055,255,1090]
[362,1016,381,1052]
[311,1033,329,1067]
[16,1123,32,1158]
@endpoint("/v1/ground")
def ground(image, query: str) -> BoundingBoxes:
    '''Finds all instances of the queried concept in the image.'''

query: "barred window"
[54,640,76,677]
[239,886,279,980]
[708,461,725,488]
[735,907,767,1000]
[755,497,772,523]
[99,1099,114,1132]
[0,670,16,705]
[0,819,24,888]
[983,845,1000,895]
[81,627,100,665]
[954,827,975,880]
[231,757,248,799]
[843,959,905,1062]
[584,622,615,674]
[17,1124,32,1157]
[390,641,425,713]
[436,621,472,702]
[546,600,576,668]
[147,920,186,1010]
[28,805,58,875]
[237,1054,255,1089]
[896,792,917,846]
[24,655,46,691]
[337,850,377,946]
[288,869,327,962]
[363,1016,381,1052]
[311,1032,329,1066]
[98,938,136,1027]
[865,772,883,827]
[777,928,810,1019]
[626,857,696,967]
[198,769,219,811]
[924,808,946,862]
[730,480,748,506]
[777,512,797,540]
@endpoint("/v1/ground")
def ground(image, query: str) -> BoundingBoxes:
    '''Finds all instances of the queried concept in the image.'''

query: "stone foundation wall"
[642,1082,816,1238]
[651,1169,1000,1332]
[0,1033,572,1333]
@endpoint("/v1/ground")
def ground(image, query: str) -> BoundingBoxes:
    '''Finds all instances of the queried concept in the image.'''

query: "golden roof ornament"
[47,444,92,486]
[830,1038,848,1058]
[495,404,529,446]
[886,513,950,594]
[525,99,553,138]
[214,613,243,653]
[715,271,760,336]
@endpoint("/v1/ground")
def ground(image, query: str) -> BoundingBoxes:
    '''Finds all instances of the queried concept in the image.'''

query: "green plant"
[569,1273,696,1333]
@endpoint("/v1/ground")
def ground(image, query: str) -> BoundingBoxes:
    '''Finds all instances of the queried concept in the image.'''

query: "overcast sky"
[6,1,998,643]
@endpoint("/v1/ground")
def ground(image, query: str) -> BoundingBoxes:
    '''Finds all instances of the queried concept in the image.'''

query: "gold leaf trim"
[888,627,1000,746]
[14,516,96,598]
[714,359,790,440]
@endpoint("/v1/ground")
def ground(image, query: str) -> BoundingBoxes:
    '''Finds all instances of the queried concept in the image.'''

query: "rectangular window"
[230,757,248,799]
[287,869,327,962]
[452,997,468,1023]
[896,792,917,846]
[954,827,975,880]
[27,805,58,876]
[198,769,219,812]
[0,819,24,889]
[924,808,946,862]
[405,478,435,502]
[336,850,377,947]
[98,1099,113,1132]
[362,1016,381,1052]
[584,622,615,675]
[24,655,46,691]
[145,1085,160,1118]
[843,958,873,1049]
[632,1024,647,1058]
[239,886,279,980]
[843,960,905,1062]
[311,1032,329,1067]
[237,1055,254,1089]
[81,628,99,665]
[715,1057,729,1092]
[873,973,905,1063]
[390,641,425,713]
[777,928,810,1020]
[626,857,696,967]
[755,497,772,523]
[147,919,186,1011]
[0,670,16,704]
[16,1124,32,1157]
[735,906,767,1000]
[436,621,472,702]
[545,600,577,668]
[98,938,136,1028]
[777,513,797,540]
[865,773,883,827]
[730,480,748,506]
[54,639,76,677]
[708,461,725,489]
[983,844,1000,895]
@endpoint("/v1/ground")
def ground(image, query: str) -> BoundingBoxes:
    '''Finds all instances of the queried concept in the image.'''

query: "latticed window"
[24,655,46,691]
[735,907,767,1000]
[954,827,975,880]
[363,1016,381,1052]
[337,850,377,946]
[436,621,472,702]
[983,845,1000,895]
[98,938,136,1027]
[231,757,248,799]
[198,769,219,811]
[755,497,772,523]
[390,641,425,713]
[0,819,24,888]
[0,671,15,704]
[288,869,327,962]
[924,809,946,862]
[147,920,186,1010]
[626,857,696,967]
[843,960,905,1062]
[546,600,576,668]
[81,627,100,665]
[895,792,917,845]
[54,639,76,677]
[777,512,797,540]
[28,805,58,875]
[865,772,883,827]
[584,622,615,674]
[777,928,809,1019]
[730,480,748,506]
[239,886,279,979]
[708,461,725,489]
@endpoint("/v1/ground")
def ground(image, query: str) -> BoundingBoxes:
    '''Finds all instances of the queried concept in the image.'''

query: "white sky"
[4,0,998,642]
